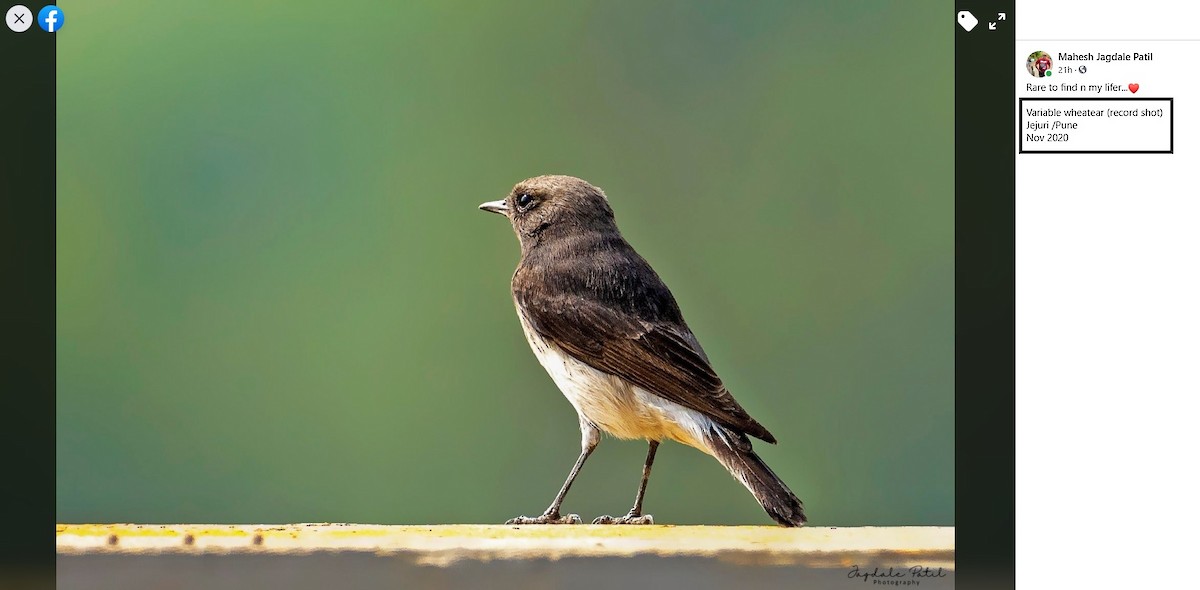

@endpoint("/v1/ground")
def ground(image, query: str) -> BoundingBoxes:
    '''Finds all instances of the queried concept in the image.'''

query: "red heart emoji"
[1129,83,1140,93]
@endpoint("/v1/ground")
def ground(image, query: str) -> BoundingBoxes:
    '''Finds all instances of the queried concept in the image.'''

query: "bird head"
[479,175,617,251]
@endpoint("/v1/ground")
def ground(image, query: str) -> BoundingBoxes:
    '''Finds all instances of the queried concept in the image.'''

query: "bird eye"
[516,193,534,210]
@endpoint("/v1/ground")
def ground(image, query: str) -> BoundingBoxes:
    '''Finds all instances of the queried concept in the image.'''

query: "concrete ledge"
[58,524,955,590]
[59,524,952,567]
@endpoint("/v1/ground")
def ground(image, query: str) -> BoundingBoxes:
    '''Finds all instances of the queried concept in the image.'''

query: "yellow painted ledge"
[57,524,954,569]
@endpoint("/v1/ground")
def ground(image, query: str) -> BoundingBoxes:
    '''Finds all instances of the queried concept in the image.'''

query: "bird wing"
[515,289,777,443]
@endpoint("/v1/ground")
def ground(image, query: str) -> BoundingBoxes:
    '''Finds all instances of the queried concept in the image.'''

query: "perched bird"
[479,175,806,527]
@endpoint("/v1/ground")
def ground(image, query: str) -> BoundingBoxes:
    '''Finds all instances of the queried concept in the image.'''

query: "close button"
[6,5,33,32]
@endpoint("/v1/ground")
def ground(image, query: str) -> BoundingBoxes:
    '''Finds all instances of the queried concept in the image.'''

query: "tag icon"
[957,11,978,32]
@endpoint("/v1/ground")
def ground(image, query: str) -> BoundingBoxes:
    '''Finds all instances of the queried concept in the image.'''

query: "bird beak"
[478,199,509,215]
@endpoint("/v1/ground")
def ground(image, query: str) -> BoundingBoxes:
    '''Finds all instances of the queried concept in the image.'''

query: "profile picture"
[1027,51,1052,77]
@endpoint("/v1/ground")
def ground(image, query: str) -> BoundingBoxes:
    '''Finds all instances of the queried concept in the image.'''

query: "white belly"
[518,311,717,452]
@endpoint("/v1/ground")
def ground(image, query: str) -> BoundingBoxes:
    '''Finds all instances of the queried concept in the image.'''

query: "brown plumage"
[480,175,805,526]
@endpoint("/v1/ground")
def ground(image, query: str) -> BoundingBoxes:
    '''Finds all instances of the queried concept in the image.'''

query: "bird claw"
[592,513,654,525]
[505,513,582,525]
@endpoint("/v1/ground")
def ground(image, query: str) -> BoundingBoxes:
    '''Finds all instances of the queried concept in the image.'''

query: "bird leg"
[506,420,599,525]
[594,440,659,525]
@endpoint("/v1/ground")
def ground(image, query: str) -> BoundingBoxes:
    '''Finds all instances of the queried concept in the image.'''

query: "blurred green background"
[56,1,952,526]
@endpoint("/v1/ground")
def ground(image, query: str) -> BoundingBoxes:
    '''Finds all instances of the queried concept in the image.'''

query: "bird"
[479,175,806,527]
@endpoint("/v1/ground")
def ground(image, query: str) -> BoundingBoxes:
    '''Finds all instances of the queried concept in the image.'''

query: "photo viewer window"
[0,1,1192,588]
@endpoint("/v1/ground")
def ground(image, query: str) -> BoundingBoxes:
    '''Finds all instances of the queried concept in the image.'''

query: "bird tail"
[705,427,806,527]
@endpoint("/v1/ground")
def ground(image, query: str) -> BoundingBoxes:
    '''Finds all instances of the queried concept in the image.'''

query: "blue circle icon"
[37,5,64,33]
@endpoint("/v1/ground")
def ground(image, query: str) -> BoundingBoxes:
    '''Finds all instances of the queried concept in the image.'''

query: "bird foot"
[592,513,654,525]
[505,512,582,525]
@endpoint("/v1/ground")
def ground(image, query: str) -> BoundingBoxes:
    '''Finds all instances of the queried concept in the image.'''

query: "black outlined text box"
[1019,97,1174,154]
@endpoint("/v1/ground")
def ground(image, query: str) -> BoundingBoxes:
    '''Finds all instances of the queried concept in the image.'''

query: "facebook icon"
[38,5,64,33]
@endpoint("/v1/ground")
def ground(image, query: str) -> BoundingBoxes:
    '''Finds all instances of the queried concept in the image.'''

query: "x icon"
[6,5,34,32]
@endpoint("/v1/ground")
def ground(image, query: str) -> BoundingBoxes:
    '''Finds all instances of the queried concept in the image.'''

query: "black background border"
[0,16,57,588]
[956,3,1016,589]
